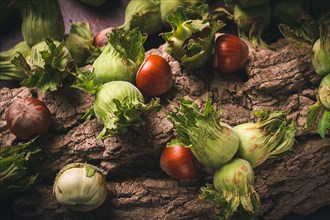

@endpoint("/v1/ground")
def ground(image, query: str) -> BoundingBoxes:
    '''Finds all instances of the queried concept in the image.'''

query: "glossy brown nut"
[160,144,199,180]
[136,54,173,97]
[6,98,52,139]
[214,34,249,74]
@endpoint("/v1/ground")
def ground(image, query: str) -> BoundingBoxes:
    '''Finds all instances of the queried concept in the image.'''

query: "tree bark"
[0,39,329,220]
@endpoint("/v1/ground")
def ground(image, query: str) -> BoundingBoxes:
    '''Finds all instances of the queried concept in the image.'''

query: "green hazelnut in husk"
[17,0,65,46]
[160,0,205,26]
[93,81,160,138]
[312,39,330,76]
[233,110,295,168]
[122,0,162,35]
[162,4,224,69]
[311,13,330,76]
[53,163,107,212]
[199,158,260,219]
[92,28,146,84]
[319,74,330,110]
[168,97,239,170]
[64,22,94,67]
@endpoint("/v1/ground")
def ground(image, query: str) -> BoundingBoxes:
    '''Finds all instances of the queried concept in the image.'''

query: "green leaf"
[11,52,31,72]
[199,183,260,220]
[82,106,95,120]
[97,97,160,139]
[11,39,72,92]
[278,12,319,49]
[71,68,101,95]
[21,68,61,92]
[317,109,330,138]
[0,138,41,201]
[166,139,185,147]
[84,164,96,177]
[279,24,313,49]
[86,47,103,64]
[199,183,225,203]
[306,101,322,128]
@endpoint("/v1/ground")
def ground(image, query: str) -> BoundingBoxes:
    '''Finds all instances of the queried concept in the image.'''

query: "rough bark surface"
[1,39,329,220]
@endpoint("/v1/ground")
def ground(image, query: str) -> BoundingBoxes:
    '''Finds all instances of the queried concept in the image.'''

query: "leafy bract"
[64,21,94,66]
[92,28,147,84]
[93,81,160,138]
[162,4,224,69]
[233,109,296,168]
[160,0,205,25]
[0,139,41,201]
[199,159,260,220]
[168,97,239,169]
[12,38,73,92]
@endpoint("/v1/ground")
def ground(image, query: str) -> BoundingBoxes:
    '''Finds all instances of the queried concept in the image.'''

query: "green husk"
[168,97,239,169]
[0,139,41,201]
[17,0,65,46]
[199,158,260,220]
[71,63,162,137]
[12,38,74,92]
[122,0,162,35]
[92,81,160,138]
[233,110,296,168]
[0,41,30,81]
[92,28,147,84]
[64,22,94,67]
[306,74,330,138]
[162,4,224,69]
[53,162,107,212]
[319,74,330,110]
[311,12,330,76]
[233,3,272,48]
[160,0,205,25]
[71,67,101,96]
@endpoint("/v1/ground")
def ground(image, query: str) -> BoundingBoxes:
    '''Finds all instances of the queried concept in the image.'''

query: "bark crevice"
[0,39,329,220]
